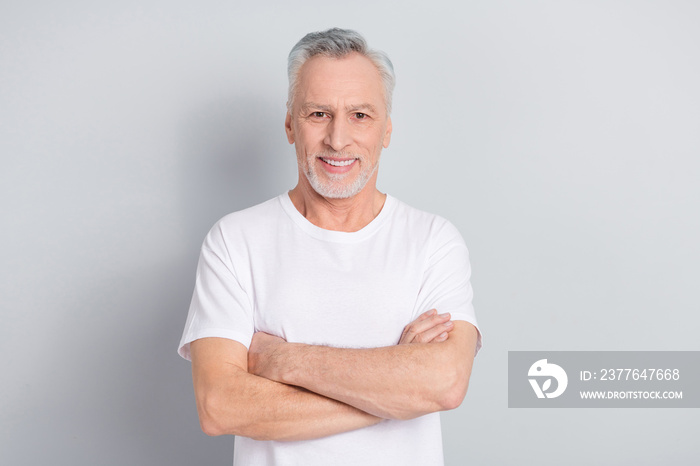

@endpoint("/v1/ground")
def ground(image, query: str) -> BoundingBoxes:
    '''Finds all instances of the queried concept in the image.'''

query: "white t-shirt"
[178,193,482,466]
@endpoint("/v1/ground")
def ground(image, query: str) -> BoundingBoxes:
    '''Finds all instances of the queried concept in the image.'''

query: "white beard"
[304,151,379,199]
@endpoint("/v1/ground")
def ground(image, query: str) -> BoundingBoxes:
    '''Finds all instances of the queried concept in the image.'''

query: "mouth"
[320,157,357,167]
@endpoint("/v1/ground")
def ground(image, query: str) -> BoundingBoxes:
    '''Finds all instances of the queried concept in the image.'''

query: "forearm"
[257,322,477,420]
[191,338,382,441]
[198,368,381,440]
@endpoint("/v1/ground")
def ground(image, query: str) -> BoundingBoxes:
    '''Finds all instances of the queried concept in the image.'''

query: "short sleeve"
[177,224,255,361]
[413,219,483,355]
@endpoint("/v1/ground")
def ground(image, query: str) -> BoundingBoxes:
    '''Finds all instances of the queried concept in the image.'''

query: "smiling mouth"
[320,158,356,167]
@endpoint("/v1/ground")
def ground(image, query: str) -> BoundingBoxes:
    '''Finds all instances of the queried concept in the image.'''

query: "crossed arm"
[190,310,478,441]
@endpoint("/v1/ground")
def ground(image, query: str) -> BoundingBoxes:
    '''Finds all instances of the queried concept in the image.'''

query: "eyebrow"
[347,103,377,114]
[300,102,332,114]
[300,102,378,114]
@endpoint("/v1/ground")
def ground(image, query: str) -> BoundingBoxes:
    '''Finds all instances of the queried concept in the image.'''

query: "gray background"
[2,1,698,465]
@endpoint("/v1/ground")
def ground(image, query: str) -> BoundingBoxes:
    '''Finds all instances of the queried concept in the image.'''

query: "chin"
[311,182,363,199]
[306,173,368,199]
[303,156,379,200]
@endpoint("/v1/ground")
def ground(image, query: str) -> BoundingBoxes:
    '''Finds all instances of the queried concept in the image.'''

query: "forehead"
[295,53,385,110]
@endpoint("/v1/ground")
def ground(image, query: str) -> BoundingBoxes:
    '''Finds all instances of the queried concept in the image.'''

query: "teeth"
[322,158,355,167]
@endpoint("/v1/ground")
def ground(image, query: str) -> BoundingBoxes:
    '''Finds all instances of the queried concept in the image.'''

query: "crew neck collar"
[278,191,395,243]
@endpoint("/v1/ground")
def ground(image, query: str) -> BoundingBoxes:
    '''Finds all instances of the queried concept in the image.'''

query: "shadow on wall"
[162,94,294,461]
[115,94,293,463]
[2,94,294,465]
[177,93,295,247]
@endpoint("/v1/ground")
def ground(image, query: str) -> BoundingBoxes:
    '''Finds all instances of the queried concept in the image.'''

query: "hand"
[398,309,454,345]
[248,331,287,380]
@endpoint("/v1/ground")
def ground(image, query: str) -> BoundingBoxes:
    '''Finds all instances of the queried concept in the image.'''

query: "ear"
[382,116,392,149]
[285,111,295,144]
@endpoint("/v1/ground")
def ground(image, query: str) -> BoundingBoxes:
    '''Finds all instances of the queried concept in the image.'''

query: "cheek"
[360,129,386,152]
[296,127,324,149]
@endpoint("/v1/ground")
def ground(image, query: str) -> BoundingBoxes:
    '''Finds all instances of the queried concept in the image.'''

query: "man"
[178,28,482,465]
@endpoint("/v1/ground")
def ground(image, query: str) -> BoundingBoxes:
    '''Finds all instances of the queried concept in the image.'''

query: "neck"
[288,179,387,232]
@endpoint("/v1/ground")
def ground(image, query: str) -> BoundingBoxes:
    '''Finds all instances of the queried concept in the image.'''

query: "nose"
[323,116,352,152]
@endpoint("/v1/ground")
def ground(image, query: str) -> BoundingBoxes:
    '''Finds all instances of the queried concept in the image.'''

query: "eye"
[311,111,327,118]
[354,113,367,119]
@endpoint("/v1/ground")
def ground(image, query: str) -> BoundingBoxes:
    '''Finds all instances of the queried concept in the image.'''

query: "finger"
[435,331,449,342]
[400,312,451,344]
[416,309,437,322]
[400,311,437,343]
[410,312,451,335]
[413,320,454,344]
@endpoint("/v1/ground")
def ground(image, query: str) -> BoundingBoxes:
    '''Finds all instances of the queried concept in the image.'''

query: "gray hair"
[287,28,396,114]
